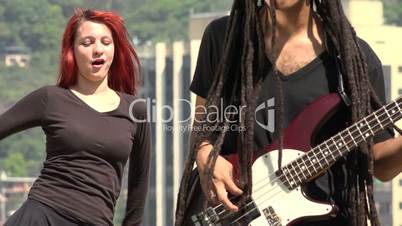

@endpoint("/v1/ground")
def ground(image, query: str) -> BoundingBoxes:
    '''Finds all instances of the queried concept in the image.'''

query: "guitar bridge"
[263,206,282,226]
[191,196,259,226]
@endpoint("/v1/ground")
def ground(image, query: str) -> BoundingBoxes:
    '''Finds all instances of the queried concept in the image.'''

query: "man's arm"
[373,135,402,181]
[193,95,243,211]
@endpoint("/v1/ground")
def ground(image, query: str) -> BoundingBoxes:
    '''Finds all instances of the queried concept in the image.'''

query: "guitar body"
[248,149,334,226]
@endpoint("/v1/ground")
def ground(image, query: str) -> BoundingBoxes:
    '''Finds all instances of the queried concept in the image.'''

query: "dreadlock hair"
[175,1,402,226]
[175,1,266,224]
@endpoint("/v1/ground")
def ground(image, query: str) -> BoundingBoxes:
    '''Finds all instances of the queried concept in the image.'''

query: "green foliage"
[49,0,86,17]
[119,0,233,43]
[0,129,46,177]
[383,0,402,26]
[0,61,54,178]
[122,0,189,42]
[0,0,65,52]
[2,152,28,177]
[0,0,233,49]
[0,65,56,102]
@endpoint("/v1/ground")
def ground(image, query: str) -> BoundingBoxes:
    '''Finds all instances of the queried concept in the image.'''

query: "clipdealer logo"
[255,97,275,133]
[128,97,275,132]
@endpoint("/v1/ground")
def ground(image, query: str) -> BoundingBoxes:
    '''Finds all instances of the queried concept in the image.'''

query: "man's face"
[266,0,307,11]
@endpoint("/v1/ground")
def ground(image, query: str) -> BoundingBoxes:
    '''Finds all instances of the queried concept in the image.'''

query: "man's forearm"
[373,136,402,181]
[195,141,214,171]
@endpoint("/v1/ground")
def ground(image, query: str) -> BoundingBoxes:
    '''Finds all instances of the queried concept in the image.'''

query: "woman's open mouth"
[91,59,105,69]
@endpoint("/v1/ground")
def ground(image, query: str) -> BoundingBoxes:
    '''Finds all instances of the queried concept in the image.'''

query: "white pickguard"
[249,149,333,226]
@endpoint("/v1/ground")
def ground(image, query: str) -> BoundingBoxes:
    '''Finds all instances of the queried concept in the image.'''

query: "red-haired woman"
[2,9,151,226]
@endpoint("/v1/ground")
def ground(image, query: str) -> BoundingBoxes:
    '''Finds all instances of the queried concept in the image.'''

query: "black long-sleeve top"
[0,85,151,226]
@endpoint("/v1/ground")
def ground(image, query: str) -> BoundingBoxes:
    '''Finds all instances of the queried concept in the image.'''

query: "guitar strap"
[323,29,352,108]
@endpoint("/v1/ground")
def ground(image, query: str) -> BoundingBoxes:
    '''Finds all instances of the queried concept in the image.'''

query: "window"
[399,89,402,96]
[400,202,402,209]
[399,66,402,73]
[400,179,402,186]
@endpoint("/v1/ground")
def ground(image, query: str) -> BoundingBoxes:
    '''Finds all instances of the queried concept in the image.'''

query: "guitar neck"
[279,96,402,190]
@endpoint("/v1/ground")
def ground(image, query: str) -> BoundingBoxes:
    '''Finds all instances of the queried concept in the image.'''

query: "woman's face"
[74,20,115,83]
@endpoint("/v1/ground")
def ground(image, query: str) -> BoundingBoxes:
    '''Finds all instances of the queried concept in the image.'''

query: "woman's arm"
[122,103,152,226]
[0,86,48,140]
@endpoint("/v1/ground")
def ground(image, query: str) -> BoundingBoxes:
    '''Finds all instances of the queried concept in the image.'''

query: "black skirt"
[4,198,89,226]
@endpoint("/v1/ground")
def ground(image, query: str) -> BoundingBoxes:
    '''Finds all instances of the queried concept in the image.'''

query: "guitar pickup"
[263,206,282,226]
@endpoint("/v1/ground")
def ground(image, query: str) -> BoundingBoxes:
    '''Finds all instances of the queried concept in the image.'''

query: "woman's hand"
[195,142,243,212]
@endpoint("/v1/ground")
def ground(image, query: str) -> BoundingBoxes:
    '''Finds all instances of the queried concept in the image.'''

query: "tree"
[0,128,45,177]
[0,4,12,50]
[0,0,65,52]
[119,0,233,44]
[49,0,85,17]
[2,152,27,177]
[383,0,402,26]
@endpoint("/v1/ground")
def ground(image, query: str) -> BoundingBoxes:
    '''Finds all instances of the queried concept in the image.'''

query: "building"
[136,42,192,226]
[3,47,31,68]
[135,10,231,226]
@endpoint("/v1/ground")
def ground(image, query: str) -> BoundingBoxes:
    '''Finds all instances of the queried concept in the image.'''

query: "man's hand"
[193,95,243,212]
[196,142,243,212]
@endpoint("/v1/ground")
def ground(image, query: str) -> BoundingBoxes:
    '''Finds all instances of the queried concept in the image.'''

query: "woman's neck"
[71,75,111,95]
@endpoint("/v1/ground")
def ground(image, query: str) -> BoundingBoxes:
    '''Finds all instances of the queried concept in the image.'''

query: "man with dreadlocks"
[176,0,402,226]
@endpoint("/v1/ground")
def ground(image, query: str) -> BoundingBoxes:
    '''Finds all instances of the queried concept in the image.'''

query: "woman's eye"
[82,42,91,47]
[103,40,112,46]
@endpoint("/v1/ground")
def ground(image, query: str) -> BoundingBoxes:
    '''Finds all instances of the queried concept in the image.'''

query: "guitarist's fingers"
[215,182,239,212]
[224,177,243,196]
[199,176,217,203]
[208,190,218,204]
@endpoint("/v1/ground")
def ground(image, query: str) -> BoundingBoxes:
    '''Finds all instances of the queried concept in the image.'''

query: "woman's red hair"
[58,8,140,95]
